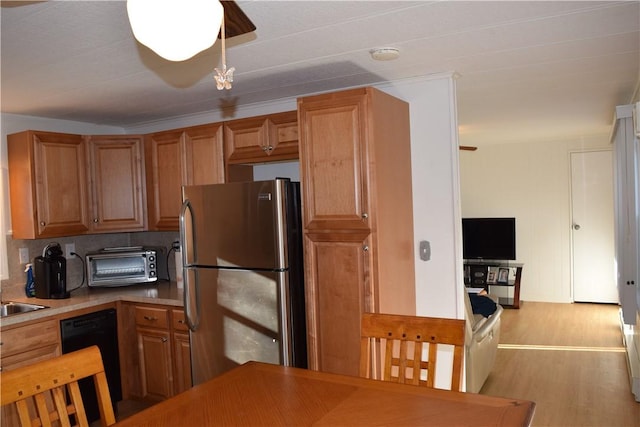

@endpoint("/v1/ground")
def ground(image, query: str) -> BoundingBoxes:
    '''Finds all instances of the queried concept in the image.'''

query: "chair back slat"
[412,342,423,386]
[360,312,465,391]
[51,386,72,427]
[0,345,116,427]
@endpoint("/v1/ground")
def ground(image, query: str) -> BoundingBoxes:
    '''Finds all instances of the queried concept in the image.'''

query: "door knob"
[573,224,581,230]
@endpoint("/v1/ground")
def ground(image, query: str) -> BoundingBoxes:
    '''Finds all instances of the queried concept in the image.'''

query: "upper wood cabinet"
[86,135,146,232]
[145,123,224,230]
[8,131,147,238]
[224,111,298,164]
[298,87,416,377]
[8,131,91,239]
[298,93,370,232]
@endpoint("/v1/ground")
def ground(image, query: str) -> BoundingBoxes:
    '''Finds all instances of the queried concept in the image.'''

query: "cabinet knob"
[40,221,46,226]
[261,146,268,152]
[361,213,368,219]
[363,245,369,252]
[266,145,273,152]
[93,218,99,223]
[143,315,157,321]
[161,337,168,343]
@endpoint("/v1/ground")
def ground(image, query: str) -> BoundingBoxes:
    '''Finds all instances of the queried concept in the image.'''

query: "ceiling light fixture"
[370,47,400,61]
[127,0,224,62]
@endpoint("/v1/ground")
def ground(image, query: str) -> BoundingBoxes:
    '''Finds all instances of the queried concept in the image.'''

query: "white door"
[571,150,617,303]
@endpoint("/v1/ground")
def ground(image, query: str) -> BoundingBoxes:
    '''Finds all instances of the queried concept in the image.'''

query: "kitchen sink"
[0,301,48,317]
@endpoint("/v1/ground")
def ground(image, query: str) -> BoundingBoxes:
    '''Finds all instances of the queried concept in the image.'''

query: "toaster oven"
[86,246,167,287]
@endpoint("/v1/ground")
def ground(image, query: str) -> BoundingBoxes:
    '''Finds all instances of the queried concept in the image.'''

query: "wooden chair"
[360,312,466,391]
[0,345,116,427]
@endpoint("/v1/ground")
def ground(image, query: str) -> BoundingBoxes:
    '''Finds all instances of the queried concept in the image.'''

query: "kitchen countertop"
[0,281,183,327]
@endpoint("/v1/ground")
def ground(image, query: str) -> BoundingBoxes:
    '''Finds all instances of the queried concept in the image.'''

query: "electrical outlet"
[19,247,29,264]
[65,243,76,259]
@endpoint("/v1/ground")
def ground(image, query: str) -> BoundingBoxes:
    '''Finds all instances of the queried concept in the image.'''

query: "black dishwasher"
[60,308,122,422]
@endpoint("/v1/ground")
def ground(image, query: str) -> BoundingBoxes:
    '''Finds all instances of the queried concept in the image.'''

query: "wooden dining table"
[114,361,535,426]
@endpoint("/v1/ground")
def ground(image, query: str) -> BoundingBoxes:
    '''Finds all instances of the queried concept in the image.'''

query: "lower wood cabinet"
[0,319,61,426]
[136,326,174,400]
[171,309,192,394]
[121,303,192,401]
[303,234,372,376]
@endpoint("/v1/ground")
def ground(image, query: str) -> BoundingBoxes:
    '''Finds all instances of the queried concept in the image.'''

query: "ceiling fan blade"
[459,146,478,151]
[220,1,256,39]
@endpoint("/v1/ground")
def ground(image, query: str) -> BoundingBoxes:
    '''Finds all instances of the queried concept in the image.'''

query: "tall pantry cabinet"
[297,87,416,376]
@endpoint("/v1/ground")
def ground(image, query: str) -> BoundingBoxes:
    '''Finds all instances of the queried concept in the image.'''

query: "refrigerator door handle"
[183,267,200,332]
[179,199,195,267]
[180,199,199,331]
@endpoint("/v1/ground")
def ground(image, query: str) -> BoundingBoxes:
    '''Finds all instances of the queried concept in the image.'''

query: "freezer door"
[187,267,289,385]
[181,180,288,270]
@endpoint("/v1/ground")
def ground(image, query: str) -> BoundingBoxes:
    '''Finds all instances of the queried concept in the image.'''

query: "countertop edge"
[1,282,183,328]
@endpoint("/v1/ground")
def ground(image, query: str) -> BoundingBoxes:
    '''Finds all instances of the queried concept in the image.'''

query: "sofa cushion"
[464,292,498,333]
[468,293,498,317]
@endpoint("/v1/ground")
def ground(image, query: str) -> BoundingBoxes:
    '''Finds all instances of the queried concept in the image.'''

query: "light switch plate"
[419,240,430,261]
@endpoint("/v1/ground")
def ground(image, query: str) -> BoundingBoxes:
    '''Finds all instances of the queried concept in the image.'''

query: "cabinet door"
[298,93,370,231]
[266,110,299,161]
[145,130,185,230]
[136,327,174,400]
[171,309,192,394]
[184,123,225,185]
[304,233,373,377]
[224,111,299,164]
[173,332,192,394]
[33,132,90,237]
[87,135,146,232]
[224,116,269,163]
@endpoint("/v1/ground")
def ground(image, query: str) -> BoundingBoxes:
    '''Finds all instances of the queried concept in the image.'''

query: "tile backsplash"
[2,231,179,299]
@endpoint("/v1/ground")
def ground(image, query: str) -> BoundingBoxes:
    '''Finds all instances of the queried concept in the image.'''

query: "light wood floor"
[480,302,640,427]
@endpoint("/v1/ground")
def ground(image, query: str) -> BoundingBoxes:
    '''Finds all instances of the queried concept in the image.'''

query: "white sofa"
[464,291,503,393]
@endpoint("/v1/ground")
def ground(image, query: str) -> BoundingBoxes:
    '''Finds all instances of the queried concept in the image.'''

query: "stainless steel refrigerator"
[179,179,307,385]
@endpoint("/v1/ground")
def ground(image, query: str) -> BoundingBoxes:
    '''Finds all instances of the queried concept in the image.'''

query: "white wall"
[1,75,462,318]
[459,136,611,303]
[379,76,463,319]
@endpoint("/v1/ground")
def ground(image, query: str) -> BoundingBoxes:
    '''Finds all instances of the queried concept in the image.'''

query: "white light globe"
[127,0,224,62]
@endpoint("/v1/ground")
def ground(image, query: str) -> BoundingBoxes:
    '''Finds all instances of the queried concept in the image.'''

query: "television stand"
[464,261,524,309]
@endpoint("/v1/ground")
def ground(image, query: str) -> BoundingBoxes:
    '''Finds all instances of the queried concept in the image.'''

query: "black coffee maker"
[34,242,69,299]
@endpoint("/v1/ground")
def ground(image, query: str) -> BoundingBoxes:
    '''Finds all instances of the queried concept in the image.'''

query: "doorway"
[570,150,617,303]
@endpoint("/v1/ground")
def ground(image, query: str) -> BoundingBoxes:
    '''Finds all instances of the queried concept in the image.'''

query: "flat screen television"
[462,217,516,261]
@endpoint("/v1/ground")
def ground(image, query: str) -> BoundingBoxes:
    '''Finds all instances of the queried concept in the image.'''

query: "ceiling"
[1,1,638,147]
